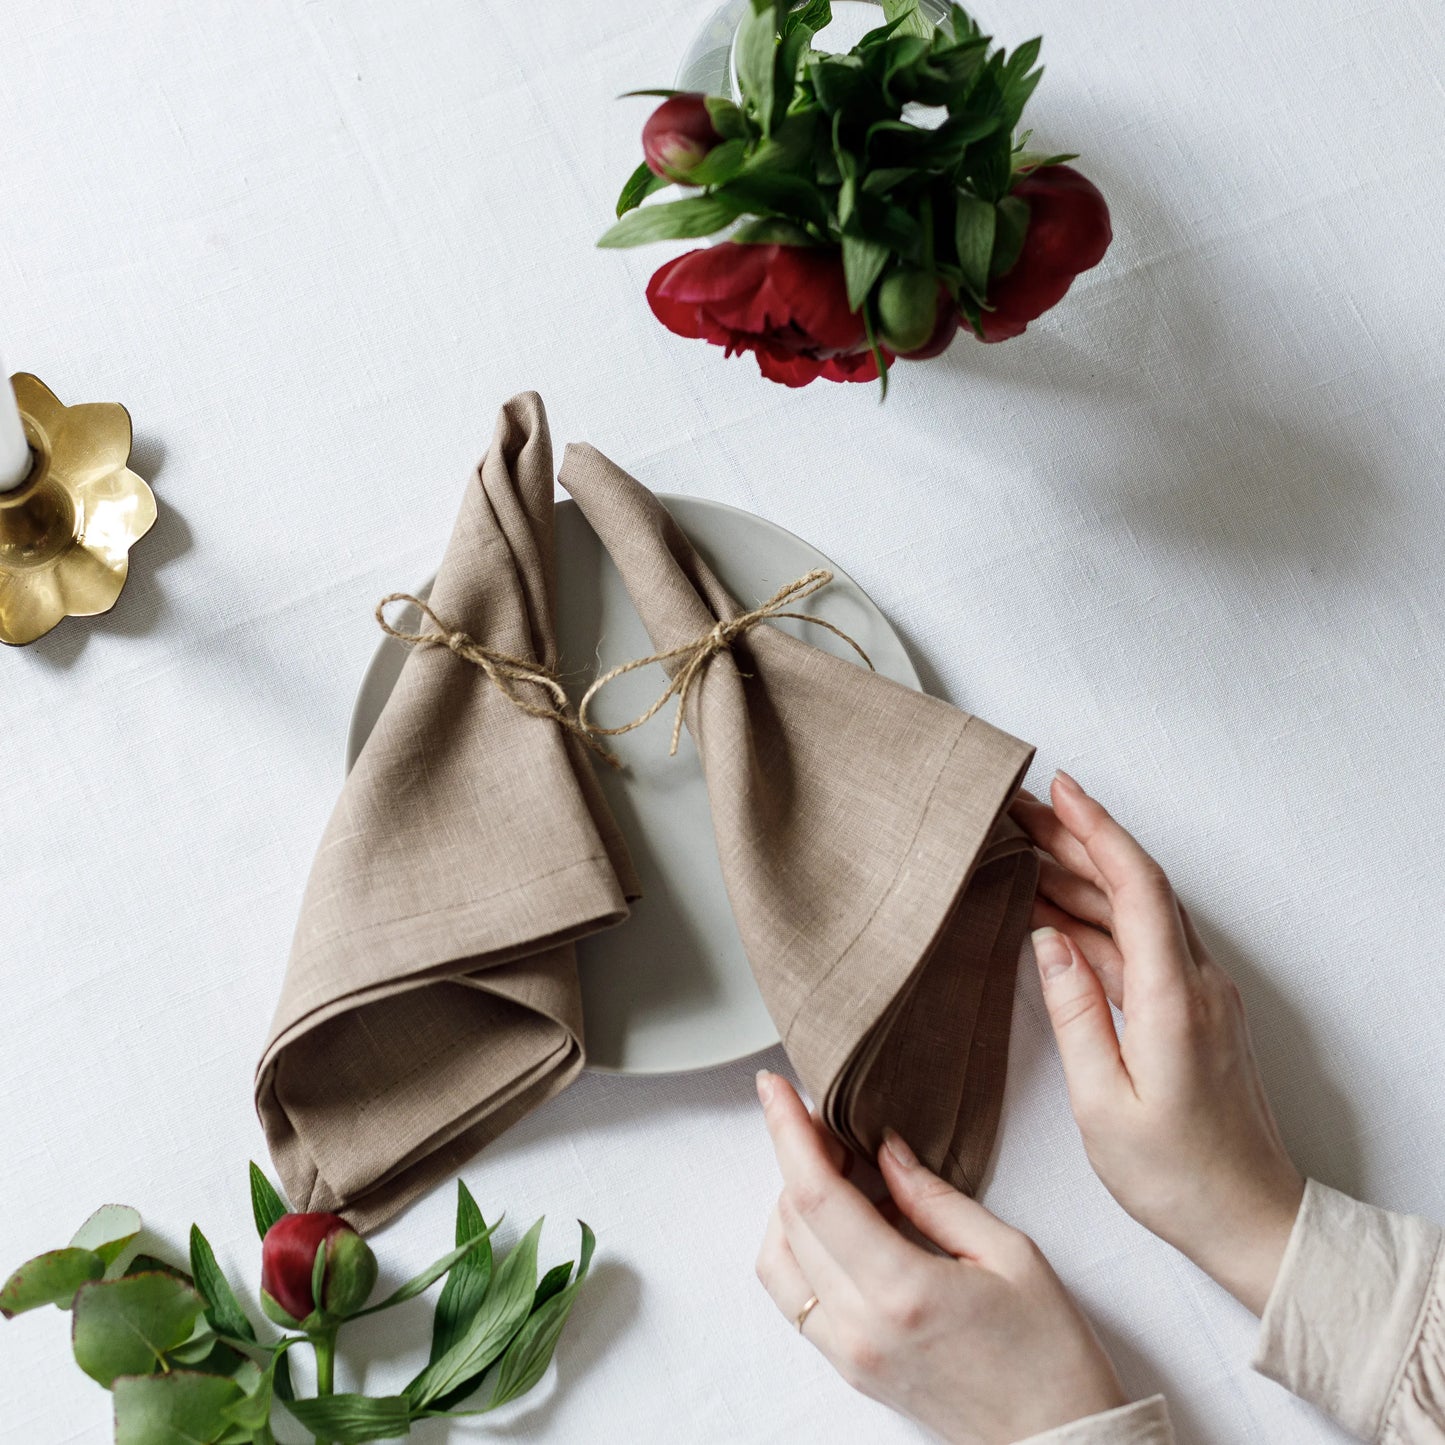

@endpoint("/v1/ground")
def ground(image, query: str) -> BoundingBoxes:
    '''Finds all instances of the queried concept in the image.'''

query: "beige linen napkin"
[255,393,638,1230]
[559,444,1038,1194]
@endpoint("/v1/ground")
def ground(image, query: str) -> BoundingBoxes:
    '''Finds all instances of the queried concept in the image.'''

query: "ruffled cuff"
[1013,1396,1175,1444]
[1253,1178,1445,1442]
[1382,1233,1445,1444]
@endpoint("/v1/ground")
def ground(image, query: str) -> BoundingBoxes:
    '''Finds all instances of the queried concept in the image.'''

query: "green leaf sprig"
[599,0,1081,390]
[3,1171,598,1444]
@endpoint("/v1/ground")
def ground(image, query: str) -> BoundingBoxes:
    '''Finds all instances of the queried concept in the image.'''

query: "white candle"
[0,363,32,492]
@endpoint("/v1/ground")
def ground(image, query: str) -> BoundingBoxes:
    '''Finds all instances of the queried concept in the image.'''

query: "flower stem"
[311,1326,338,1445]
[314,1329,335,1395]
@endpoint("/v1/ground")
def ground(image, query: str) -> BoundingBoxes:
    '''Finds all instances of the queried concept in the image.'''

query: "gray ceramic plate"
[347,496,920,1075]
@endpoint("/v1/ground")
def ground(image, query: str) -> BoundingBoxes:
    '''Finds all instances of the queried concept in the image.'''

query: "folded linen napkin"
[255,393,638,1230]
[558,443,1038,1195]
[258,391,1038,1229]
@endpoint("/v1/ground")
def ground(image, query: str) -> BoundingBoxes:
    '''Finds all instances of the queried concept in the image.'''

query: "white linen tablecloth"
[3,2,1443,1441]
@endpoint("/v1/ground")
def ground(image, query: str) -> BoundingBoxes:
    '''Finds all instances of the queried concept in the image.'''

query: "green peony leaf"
[861,299,891,401]
[428,1182,492,1366]
[272,1346,294,1403]
[221,1341,294,1434]
[1012,149,1077,177]
[880,33,933,101]
[732,0,808,137]
[720,170,829,229]
[283,1393,411,1442]
[487,1223,597,1411]
[70,1206,143,1268]
[353,1221,497,1318]
[404,1218,544,1409]
[704,95,751,141]
[842,232,889,310]
[881,0,934,39]
[997,37,1043,128]
[686,138,749,188]
[954,191,996,298]
[167,1312,219,1365]
[748,108,820,174]
[189,1226,256,1343]
[967,126,1019,201]
[865,112,1000,172]
[736,1,780,133]
[990,192,1029,277]
[113,1370,245,1445]
[907,31,989,108]
[615,159,668,218]
[310,1238,329,1319]
[0,1248,104,1318]
[248,1164,288,1240]
[597,193,750,247]
[177,1340,249,1378]
[72,1273,207,1386]
[732,216,815,244]
[783,0,832,37]
[532,1262,573,1312]
[858,166,912,196]
[259,1289,304,1330]
[771,24,813,132]
[846,193,921,256]
[948,2,983,44]
[168,1317,245,1381]
[806,52,871,114]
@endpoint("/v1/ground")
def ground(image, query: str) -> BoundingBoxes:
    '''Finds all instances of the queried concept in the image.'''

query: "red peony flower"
[260,1211,377,1323]
[642,94,724,182]
[646,242,888,387]
[978,165,1112,342]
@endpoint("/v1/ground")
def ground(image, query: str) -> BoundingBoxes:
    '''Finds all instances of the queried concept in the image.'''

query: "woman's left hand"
[754,1071,1127,1445]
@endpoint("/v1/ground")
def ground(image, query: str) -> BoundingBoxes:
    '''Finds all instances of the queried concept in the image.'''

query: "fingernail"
[755,1069,774,1106]
[1032,926,1072,980]
[1053,768,1082,796]
[882,1128,917,1168]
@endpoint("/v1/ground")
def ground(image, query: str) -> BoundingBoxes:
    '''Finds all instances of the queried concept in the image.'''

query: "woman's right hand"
[1011,771,1305,1315]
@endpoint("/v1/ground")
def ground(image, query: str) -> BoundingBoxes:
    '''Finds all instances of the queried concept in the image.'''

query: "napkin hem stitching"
[286,851,620,965]
[781,716,972,1044]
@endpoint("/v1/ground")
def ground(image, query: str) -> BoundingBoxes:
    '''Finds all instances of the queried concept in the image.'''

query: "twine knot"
[376,571,873,766]
[375,593,622,768]
[578,568,874,757]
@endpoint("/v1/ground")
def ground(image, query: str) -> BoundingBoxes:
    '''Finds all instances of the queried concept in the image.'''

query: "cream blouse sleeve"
[1013,1397,1176,1444]
[1253,1178,1445,1443]
[1016,1177,1445,1445]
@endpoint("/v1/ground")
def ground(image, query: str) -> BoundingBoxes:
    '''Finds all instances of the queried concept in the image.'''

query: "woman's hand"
[1012,770,1305,1315]
[754,1071,1126,1445]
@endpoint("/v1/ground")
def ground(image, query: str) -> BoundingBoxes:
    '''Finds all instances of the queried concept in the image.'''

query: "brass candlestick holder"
[0,374,157,647]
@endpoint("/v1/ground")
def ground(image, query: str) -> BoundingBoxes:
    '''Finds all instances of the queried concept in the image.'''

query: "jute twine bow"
[578,568,875,757]
[375,593,622,768]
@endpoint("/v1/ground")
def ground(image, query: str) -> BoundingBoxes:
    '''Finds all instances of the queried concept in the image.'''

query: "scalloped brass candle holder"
[0,374,157,647]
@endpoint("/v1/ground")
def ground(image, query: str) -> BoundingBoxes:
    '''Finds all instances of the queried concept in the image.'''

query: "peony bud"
[897,287,961,361]
[977,165,1111,342]
[642,93,724,181]
[877,268,948,354]
[260,1212,377,1324]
